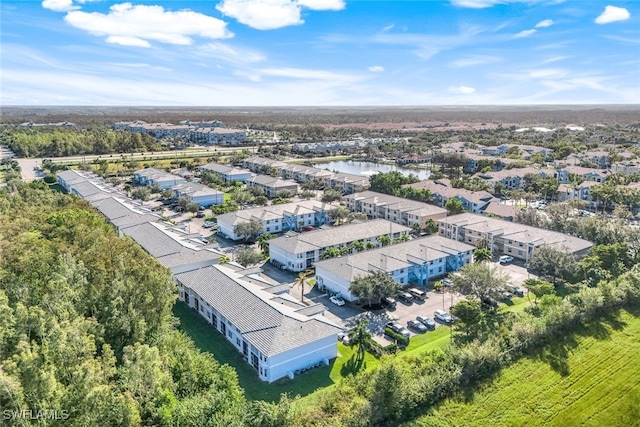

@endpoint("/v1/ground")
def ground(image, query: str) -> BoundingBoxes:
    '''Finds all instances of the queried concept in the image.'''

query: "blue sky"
[1,0,638,105]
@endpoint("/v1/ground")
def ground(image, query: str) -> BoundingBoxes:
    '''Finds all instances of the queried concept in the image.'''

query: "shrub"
[384,327,410,347]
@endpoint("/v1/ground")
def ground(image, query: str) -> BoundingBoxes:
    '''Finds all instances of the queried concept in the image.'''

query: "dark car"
[386,321,411,338]
[407,319,428,333]
[481,296,499,310]
[381,296,397,308]
[416,315,436,330]
[397,292,414,303]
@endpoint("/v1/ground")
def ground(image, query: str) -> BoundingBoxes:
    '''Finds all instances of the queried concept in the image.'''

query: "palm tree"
[294,270,313,303]
[348,318,371,364]
[257,232,275,255]
[378,234,391,247]
[473,248,492,263]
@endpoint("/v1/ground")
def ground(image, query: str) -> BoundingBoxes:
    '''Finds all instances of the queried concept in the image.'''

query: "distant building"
[344,191,447,228]
[199,163,253,183]
[216,200,339,241]
[438,213,593,261]
[133,168,186,190]
[171,182,224,207]
[245,175,299,198]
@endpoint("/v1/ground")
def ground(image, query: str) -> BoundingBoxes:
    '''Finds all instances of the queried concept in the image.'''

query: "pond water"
[313,160,431,180]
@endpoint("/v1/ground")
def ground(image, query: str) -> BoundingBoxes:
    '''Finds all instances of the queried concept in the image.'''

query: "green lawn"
[173,301,454,403]
[405,308,640,427]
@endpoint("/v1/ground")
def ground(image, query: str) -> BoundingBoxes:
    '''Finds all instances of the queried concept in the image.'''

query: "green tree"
[445,197,466,215]
[377,234,391,247]
[450,262,509,304]
[257,232,276,255]
[528,245,576,284]
[235,248,264,267]
[348,318,372,364]
[524,278,555,308]
[327,206,351,225]
[450,298,483,341]
[233,219,263,242]
[294,270,313,303]
[349,271,402,308]
[473,248,493,263]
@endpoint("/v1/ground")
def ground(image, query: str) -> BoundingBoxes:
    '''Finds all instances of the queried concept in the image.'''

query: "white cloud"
[449,55,503,68]
[450,0,548,8]
[42,0,78,12]
[64,3,232,47]
[258,67,359,83]
[198,43,266,64]
[382,23,395,32]
[297,0,345,10]
[595,5,630,24]
[535,19,553,28]
[368,65,384,72]
[515,29,536,38]
[216,0,345,30]
[449,85,476,94]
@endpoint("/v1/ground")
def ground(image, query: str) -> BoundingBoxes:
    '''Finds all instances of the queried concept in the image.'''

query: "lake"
[313,160,431,180]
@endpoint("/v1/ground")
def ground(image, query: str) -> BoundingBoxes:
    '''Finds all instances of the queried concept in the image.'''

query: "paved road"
[14,145,255,181]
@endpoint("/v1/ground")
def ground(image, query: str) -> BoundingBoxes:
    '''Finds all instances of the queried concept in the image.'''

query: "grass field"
[405,308,640,427]
[173,301,453,403]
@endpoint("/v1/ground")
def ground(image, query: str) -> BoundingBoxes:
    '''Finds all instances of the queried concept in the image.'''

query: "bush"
[384,327,410,347]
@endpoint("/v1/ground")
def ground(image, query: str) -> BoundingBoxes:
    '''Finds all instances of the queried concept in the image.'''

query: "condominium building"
[437,213,593,261]
[344,191,447,228]
[314,235,474,302]
[268,220,411,272]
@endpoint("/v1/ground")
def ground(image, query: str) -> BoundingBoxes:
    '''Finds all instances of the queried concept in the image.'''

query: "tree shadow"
[340,354,366,376]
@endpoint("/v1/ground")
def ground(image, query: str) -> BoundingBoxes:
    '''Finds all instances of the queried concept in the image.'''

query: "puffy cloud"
[535,19,553,28]
[368,66,384,72]
[42,0,78,12]
[595,5,630,24]
[515,29,536,38]
[64,3,232,47]
[216,0,345,30]
[297,0,345,10]
[450,85,476,94]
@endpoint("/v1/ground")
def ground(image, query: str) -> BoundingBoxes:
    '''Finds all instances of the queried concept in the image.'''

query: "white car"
[499,255,514,264]
[329,296,345,306]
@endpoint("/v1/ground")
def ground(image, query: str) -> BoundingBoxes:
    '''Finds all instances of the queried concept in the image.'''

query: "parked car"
[441,278,453,287]
[196,211,205,218]
[381,296,397,308]
[507,285,525,297]
[408,287,427,300]
[329,296,345,306]
[302,226,314,231]
[397,292,414,303]
[407,319,428,333]
[386,321,411,338]
[499,255,513,264]
[416,315,436,330]
[434,309,453,324]
[481,296,499,310]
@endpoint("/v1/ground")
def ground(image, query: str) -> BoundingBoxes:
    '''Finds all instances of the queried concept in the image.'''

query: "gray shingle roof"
[175,265,340,356]
[269,220,411,254]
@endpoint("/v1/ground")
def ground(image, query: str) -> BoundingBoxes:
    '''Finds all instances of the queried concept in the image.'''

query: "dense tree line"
[2,128,163,158]
[0,183,257,426]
